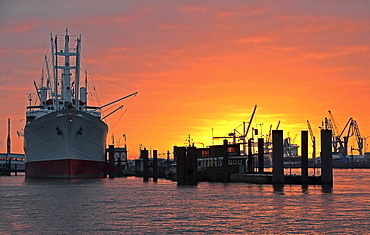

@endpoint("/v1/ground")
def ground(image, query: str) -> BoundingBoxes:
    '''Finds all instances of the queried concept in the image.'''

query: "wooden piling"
[321,129,333,187]
[272,130,284,189]
[258,138,264,174]
[248,138,253,173]
[175,146,187,186]
[222,139,230,183]
[186,147,198,185]
[153,150,158,182]
[301,131,308,186]
[142,149,149,182]
[108,145,115,178]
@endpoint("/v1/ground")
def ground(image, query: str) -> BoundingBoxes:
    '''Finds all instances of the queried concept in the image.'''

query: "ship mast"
[61,28,72,104]
[50,33,58,110]
[50,28,82,110]
[75,35,81,110]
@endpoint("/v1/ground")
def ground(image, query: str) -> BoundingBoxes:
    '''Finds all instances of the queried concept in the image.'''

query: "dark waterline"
[1,169,370,234]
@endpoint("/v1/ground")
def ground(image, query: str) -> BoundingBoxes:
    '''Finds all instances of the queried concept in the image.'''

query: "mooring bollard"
[301,131,309,187]
[272,130,284,190]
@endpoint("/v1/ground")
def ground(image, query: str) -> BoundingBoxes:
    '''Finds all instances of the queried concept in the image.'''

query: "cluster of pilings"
[272,129,332,190]
[174,146,198,186]
[140,148,160,182]
[106,145,173,179]
[174,139,231,186]
[107,145,130,178]
[173,129,333,190]
[247,138,266,174]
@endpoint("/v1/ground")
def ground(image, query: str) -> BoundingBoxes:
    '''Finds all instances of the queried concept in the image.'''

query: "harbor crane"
[212,105,257,154]
[340,118,363,155]
[328,110,343,151]
[307,120,317,175]
[307,120,316,159]
[324,110,364,156]
[328,110,340,137]
[323,110,347,155]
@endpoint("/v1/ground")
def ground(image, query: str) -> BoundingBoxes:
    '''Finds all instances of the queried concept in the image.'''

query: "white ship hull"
[24,110,108,178]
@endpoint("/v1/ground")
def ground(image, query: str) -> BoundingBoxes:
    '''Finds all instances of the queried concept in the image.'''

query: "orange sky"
[1,1,370,159]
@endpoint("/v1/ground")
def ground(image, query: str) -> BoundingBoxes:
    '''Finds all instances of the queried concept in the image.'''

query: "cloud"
[236,35,278,44]
[178,5,208,13]
[2,0,370,157]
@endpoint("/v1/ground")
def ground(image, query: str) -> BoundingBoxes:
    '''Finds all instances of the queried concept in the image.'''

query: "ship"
[24,29,137,178]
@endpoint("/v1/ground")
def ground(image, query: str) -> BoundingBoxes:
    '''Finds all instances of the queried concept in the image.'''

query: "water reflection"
[1,169,370,234]
[273,184,284,194]
[321,184,333,193]
[301,184,309,193]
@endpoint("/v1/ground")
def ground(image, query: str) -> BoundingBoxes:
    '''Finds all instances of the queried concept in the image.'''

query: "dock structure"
[172,128,332,188]
[0,158,11,176]
[0,119,25,176]
[105,145,129,178]
[130,149,174,179]
[0,153,26,176]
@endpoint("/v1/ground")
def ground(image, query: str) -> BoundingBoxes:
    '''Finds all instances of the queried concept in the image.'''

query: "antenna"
[27,93,33,106]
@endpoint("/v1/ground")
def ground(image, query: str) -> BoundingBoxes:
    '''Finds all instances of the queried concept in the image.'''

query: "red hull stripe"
[25,159,107,179]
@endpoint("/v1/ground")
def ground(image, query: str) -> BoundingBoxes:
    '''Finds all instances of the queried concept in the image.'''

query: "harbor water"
[1,169,370,234]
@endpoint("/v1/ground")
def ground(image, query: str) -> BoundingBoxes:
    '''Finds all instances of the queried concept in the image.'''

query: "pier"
[0,153,25,176]
[108,127,334,190]
[171,129,333,190]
